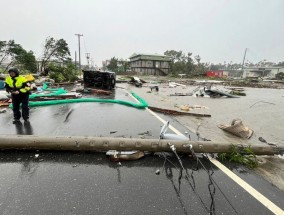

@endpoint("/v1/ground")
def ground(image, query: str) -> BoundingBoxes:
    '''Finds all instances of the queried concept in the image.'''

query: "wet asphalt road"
[0,88,284,215]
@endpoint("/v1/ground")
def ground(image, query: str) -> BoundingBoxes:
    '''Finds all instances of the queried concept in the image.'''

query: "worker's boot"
[13,119,21,124]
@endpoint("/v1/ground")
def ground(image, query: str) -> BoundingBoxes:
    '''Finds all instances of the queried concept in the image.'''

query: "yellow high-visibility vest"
[5,75,31,93]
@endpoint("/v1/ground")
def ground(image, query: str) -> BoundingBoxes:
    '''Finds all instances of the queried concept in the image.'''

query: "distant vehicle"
[83,70,116,89]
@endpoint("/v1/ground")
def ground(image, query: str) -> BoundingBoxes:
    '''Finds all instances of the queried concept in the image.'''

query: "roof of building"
[244,66,284,70]
[129,53,172,61]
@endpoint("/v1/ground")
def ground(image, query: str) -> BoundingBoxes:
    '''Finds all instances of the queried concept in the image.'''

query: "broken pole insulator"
[0,135,283,155]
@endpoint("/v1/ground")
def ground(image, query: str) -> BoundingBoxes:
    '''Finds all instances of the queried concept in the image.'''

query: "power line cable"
[168,143,211,214]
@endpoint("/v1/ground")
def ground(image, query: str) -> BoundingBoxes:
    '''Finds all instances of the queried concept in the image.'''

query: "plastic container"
[0,80,5,90]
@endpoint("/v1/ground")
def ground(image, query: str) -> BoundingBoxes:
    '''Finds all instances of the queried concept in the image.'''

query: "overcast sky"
[1,0,284,66]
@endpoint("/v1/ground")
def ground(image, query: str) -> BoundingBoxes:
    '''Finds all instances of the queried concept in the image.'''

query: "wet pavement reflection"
[14,121,34,135]
[0,151,214,214]
[0,151,283,214]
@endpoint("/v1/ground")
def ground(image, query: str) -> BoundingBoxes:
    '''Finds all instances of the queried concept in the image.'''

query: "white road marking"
[209,157,284,215]
[128,91,183,135]
[146,108,183,135]
[129,92,284,214]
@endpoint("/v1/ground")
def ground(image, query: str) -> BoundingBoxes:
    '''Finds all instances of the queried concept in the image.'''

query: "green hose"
[10,92,148,109]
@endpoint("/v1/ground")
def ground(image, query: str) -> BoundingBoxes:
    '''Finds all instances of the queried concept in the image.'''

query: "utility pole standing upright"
[75,51,77,67]
[85,53,90,68]
[241,48,248,78]
[75,34,83,75]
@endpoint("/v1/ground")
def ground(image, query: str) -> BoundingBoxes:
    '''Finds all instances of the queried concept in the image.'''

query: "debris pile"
[226,87,246,96]
[128,76,145,87]
[218,119,253,139]
[192,86,239,98]
[0,76,148,109]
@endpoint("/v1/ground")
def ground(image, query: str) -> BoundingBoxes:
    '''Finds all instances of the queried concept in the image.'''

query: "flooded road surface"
[130,84,284,146]
[0,87,284,214]
[183,87,284,146]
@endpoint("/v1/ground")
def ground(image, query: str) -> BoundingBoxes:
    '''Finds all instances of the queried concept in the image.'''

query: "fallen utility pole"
[0,135,283,155]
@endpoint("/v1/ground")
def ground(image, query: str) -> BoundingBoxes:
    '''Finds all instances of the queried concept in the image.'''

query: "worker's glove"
[12,91,19,95]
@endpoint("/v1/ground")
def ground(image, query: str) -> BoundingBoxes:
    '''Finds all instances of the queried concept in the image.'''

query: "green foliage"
[209,63,242,71]
[164,50,184,62]
[192,63,207,77]
[218,145,258,169]
[48,62,79,83]
[275,72,284,80]
[164,50,205,76]
[106,57,118,72]
[15,50,37,72]
[117,59,129,73]
[0,40,37,72]
[41,37,71,72]
[0,40,14,65]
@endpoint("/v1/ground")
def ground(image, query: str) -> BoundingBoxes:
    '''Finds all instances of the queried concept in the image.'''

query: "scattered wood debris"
[148,106,211,117]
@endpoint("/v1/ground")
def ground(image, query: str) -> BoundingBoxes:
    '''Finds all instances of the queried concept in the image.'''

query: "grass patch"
[218,145,258,169]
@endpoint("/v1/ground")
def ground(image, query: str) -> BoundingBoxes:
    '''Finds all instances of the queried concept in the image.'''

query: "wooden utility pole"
[75,34,83,74]
[241,48,248,78]
[0,135,283,155]
[75,51,77,67]
[85,53,90,68]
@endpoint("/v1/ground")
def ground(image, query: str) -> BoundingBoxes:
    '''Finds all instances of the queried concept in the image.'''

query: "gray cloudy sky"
[1,0,284,66]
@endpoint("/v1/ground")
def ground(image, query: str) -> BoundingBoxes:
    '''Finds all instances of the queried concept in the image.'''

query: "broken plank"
[148,106,211,117]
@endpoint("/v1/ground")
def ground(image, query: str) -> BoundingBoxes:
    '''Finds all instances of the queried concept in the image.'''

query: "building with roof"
[129,53,172,75]
[243,66,284,78]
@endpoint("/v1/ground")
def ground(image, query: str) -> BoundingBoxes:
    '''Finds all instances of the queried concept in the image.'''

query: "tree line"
[1,38,284,80]
[105,50,284,78]
[0,40,37,72]
[106,50,210,77]
[0,37,78,82]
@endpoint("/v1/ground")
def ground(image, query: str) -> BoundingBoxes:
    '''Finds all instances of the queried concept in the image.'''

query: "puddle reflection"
[14,121,34,135]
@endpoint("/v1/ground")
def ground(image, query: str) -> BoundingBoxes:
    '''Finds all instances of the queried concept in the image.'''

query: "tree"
[0,40,12,66]
[164,50,196,76]
[276,61,284,67]
[0,40,37,73]
[0,40,21,68]
[275,72,284,80]
[106,57,118,72]
[117,59,129,73]
[164,50,183,62]
[41,37,71,73]
[192,63,207,76]
[48,61,79,83]
[184,52,195,73]
[15,50,37,72]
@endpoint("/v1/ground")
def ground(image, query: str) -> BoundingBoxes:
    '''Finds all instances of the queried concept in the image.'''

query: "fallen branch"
[148,106,211,117]
[250,101,276,108]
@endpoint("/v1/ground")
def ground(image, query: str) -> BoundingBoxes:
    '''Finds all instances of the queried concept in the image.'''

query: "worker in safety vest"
[5,68,31,123]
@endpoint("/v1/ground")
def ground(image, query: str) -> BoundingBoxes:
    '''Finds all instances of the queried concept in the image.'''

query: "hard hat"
[8,67,20,75]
